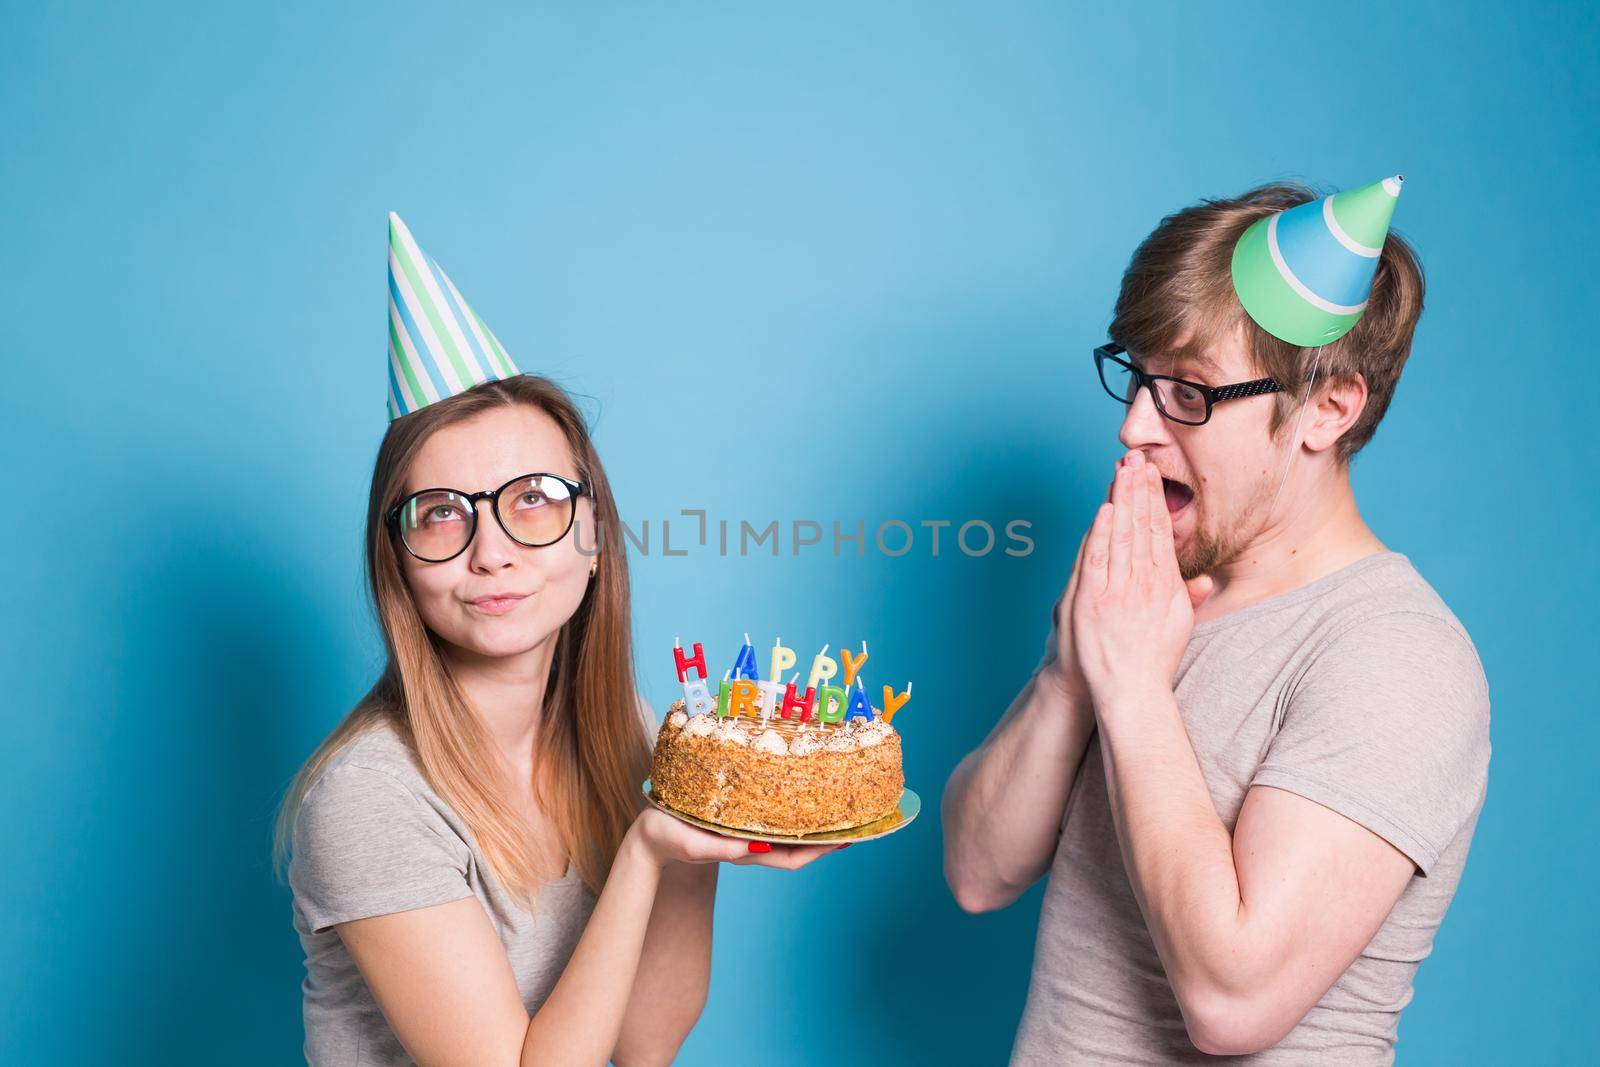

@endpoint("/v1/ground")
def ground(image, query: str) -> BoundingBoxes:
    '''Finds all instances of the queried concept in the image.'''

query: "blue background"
[4,2,1595,1063]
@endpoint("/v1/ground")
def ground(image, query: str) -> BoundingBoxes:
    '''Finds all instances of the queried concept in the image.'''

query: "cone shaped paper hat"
[386,212,519,420]
[1231,175,1403,346]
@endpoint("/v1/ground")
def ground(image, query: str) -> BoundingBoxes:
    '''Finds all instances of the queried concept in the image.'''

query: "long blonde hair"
[275,374,648,898]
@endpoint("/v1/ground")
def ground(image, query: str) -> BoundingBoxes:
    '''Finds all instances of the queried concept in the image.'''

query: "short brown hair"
[1108,182,1426,463]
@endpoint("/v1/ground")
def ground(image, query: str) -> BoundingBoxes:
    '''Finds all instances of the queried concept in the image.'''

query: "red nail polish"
[837,843,852,849]
[747,841,772,853]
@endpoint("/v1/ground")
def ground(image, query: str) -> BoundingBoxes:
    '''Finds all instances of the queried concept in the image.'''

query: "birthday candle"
[716,670,733,717]
[840,641,868,688]
[769,637,796,686]
[728,679,760,718]
[780,674,816,722]
[683,677,714,717]
[673,637,707,682]
[807,644,839,692]
[845,677,873,721]
[730,632,760,681]
[756,680,782,720]
[814,684,847,724]
[675,637,714,715]
[882,682,912,724]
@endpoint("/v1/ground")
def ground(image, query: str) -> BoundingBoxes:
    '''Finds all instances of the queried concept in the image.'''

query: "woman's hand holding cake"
[627,807,844,869]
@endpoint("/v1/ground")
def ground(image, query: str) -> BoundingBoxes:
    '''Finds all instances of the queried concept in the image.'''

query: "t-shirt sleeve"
[290,762,475,933]
[1251,611,1491,875]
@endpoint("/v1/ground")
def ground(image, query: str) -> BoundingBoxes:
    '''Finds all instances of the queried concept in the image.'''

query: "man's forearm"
[1093,683,1256,1000]
[942,668,1096,911]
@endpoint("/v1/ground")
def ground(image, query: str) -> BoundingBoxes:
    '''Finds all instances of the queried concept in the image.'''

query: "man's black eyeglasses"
[386,472,589,563]
[1094,342,1282,426]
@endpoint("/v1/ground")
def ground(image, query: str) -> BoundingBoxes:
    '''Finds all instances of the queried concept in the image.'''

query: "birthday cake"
[649,638,911,836]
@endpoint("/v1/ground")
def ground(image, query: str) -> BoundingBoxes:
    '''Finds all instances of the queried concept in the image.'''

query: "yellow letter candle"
[807,645,839,691]
[769,638,796,686]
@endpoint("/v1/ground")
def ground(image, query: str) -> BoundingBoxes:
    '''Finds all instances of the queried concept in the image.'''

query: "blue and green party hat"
[386,212,519,420]
[1230,175,1403,346]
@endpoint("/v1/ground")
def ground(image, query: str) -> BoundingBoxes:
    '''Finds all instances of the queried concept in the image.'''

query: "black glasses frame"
[386,472,590,563]
[1094,342,1283,426]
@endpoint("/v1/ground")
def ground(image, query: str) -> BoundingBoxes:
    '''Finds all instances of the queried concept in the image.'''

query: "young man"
[941,177,1490,1065]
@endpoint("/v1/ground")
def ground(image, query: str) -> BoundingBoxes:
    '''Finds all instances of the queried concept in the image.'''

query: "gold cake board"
[642,780,920,845]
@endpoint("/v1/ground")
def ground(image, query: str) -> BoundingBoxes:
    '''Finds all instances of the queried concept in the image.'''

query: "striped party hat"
[386,212,519,420]
[1231,175,1404,346]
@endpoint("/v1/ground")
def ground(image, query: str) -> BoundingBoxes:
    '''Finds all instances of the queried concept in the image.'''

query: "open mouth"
[1161,476,1196,516]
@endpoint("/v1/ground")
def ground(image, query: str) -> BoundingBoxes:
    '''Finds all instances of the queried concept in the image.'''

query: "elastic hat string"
[1263,344,1325,527]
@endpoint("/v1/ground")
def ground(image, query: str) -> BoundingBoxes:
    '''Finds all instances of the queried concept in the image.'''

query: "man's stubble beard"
[1175,467,1278,582]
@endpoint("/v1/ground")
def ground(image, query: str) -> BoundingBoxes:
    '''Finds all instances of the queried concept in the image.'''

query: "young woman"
[276,374,838,1066]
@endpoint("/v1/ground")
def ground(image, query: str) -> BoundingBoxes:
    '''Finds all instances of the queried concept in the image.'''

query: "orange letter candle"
[881,683,911,723]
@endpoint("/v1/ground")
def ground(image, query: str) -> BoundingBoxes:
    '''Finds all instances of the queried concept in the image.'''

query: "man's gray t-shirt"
[290,720,598,1066]
[1011,552,1491,1066]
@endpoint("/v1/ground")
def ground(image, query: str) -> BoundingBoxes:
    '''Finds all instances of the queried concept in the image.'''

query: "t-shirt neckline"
[1189,550,1406,638]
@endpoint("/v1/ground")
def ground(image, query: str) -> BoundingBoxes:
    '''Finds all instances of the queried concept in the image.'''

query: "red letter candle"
[674,639,707,682]
[780,679,816,722]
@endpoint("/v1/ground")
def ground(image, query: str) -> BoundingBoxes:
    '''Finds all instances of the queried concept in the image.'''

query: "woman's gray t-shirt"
[289,720,598,1066]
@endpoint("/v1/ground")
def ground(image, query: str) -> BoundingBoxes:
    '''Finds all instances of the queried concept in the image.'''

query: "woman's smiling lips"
[467,592,530,616]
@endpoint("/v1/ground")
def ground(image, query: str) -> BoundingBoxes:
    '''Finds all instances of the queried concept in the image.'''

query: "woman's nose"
[467,502,518,572]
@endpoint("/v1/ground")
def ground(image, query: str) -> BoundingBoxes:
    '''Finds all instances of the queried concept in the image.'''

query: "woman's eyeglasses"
[1094,342,1282,426]
[386,473,589,563]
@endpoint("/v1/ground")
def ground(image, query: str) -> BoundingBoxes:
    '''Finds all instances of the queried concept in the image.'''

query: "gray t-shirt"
[1011,552,1491,1066]
[290,720,598,1066]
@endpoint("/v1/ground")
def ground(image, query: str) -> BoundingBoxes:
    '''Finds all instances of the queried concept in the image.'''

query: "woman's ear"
[1304,372,1368,455]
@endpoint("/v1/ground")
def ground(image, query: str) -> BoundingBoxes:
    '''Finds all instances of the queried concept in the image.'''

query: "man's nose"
[1118,386,1172,452]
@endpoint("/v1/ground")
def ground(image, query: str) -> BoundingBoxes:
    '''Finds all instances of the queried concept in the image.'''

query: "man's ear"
[1302,372,1368,455]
